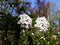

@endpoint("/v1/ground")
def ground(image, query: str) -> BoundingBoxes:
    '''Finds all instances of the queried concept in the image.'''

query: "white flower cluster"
[17,14,32,29]
[34,17,50,32]
[17,14,50,32]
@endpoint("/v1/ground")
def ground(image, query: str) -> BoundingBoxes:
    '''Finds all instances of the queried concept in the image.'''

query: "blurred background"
[0,0,60,45]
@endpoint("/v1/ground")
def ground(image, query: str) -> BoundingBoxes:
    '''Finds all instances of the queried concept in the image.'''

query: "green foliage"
[19,17,60,45]
[0,0,60,45]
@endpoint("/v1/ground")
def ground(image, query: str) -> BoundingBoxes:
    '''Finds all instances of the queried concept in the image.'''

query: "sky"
[27,0,60,25]
[1,0,60,16]
[28,0,60,9]
[46,0,60,9]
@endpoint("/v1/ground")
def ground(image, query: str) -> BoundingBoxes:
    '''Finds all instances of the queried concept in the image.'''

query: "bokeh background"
[0,0,60,45]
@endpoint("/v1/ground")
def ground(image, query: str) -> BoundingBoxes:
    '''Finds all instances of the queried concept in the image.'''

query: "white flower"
[34,17,50,32]
[31,33,34,36]
[58,32,60,34]
[25,24,29,29]
[17,13,32,29]
[22,30,25,33]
